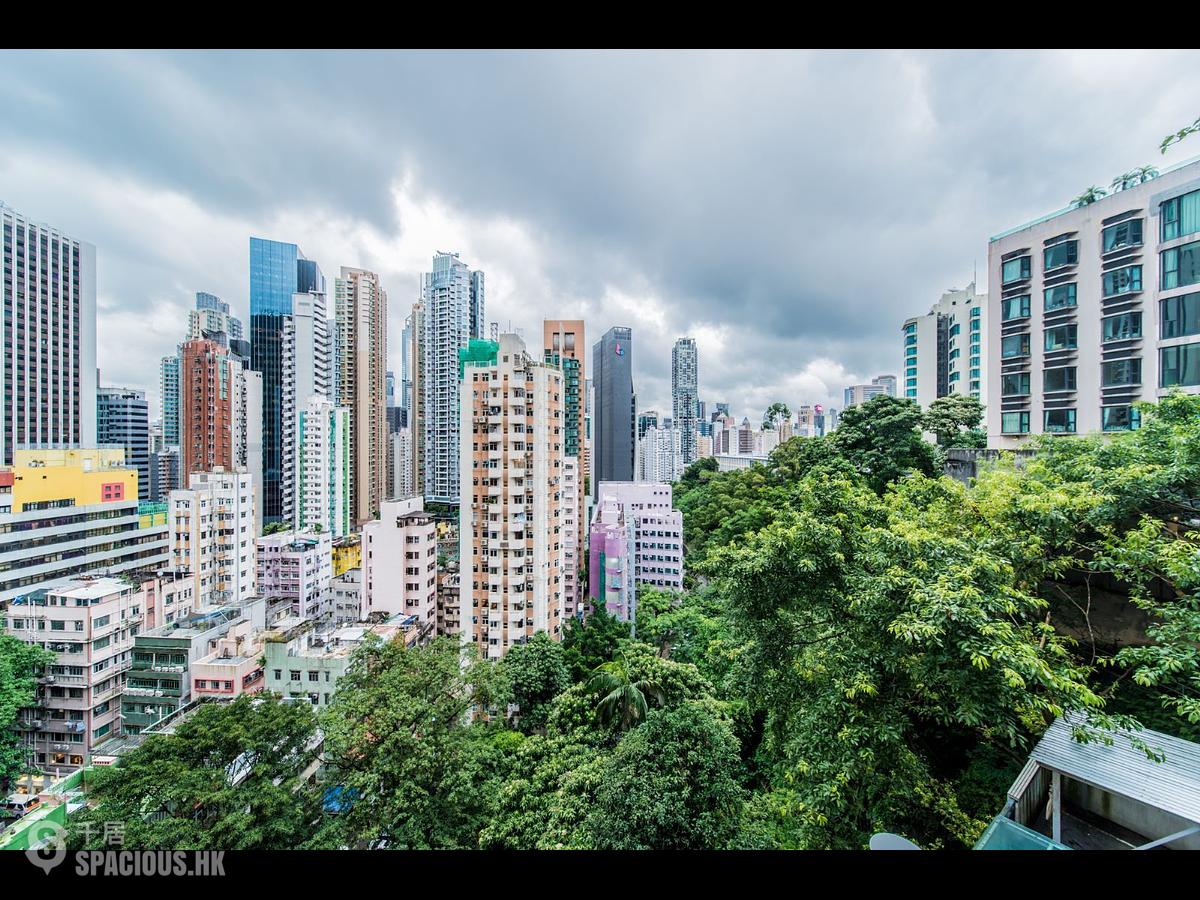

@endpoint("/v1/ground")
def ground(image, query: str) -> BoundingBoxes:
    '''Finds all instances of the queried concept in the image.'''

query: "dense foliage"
[60,392,1200,849]
[0,634,53,788]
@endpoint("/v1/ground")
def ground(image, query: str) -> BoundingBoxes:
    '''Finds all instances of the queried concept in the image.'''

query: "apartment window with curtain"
[1102,405,1141,432]
[1001,256,1031,284]
[1044,283,1077,311]
[1160,292,1200,338]
[1044,408,1076,433]
[1161,342,1200,388]
[1044,324,1078,352]
[1001,411,1030,434]
[1043,240,1078,271]
[1102,311,1142,342]
[1161,240,1200,291]
[1162,189,1200,242]
[1102,357,1141,387]
[1103,265,1142,297]
[1002,295,1031,321]
[1001,333,1030,358]
[1102,218,1143,253]
[1043,367,1077,392]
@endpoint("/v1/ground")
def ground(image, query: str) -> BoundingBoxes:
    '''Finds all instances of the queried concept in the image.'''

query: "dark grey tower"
[97,386,150,500]
[592,326,635,498]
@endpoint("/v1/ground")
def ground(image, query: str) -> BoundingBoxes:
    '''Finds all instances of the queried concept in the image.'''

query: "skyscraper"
[249,237,326,524]
[97,386,150,501]
[672,337,699,466]
[592,326,635,498]
[0,202,97,466]
[422,252,484,505]
[335,267,388,525]
[295,395,351,538]
[160,355,181,447]
[458,334,564,659]
[901,282,987,407]
[543,319,587,617]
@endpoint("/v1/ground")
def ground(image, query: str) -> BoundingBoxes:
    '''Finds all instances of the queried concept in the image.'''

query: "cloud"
[2,50,1200,421]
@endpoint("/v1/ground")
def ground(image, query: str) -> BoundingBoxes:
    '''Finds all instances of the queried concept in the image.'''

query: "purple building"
[588,482,684,621]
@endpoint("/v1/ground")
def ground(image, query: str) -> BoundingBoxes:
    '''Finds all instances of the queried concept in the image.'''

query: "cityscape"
[2,50,1200,864]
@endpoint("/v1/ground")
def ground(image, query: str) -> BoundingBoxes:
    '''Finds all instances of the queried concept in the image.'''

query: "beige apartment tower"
[543,319,586,618]
[459,333,565,659]
[335,267,388,525]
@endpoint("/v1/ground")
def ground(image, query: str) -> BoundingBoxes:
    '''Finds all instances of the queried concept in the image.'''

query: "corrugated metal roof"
[1025,715,1200,826]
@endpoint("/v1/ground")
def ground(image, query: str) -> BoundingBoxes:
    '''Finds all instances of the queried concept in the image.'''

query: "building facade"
[902,282,988,406]
[294,395,351,538]
[0,202,97,467]
[988,156,1200,445]
[458,334,564,659]
[257,530,333,621]
[97,387,150,501]
[169,469,257,609]
[361,497,437,638]
[672,337,699,467]
[592,326,635,499]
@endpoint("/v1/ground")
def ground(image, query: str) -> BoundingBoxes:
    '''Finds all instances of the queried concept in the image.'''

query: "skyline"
[3,50,1200,417]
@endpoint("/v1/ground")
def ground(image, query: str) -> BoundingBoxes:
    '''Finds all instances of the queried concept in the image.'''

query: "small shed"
[976,715,1200,850]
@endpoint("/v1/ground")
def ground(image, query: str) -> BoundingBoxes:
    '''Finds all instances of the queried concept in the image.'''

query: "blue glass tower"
[250,237,324,524]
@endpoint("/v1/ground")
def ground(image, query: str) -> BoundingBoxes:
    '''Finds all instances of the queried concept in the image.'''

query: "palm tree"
[762,402,792,431]
[1111,171,1135,193]
[586,655,666,731]
[1073,185,1107,208]
[1161,117,1200,155]
[1136,164,1160,183]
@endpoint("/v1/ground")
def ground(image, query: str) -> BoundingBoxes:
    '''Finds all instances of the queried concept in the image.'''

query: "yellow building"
[9,447,138,511]
[332,535,361,576]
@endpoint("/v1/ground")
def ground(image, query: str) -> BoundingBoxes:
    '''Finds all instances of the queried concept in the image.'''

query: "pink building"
[588,482,685,622]
[191,620,265,700]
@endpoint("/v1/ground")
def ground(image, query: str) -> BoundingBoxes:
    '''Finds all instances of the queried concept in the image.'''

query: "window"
[1043,367,1077,392]
[1044,324,1078,352]
[1001,334,1030,358]
[1001,373,1030,396]
[289,670,301,682]
[1044,241,1078,270]
[1002,295,1031,321]
[1044,409,1077,433]
[1102,358,1141,386]
[1162,241,1200,290]
[1162,189,1200,242]
[1001,256,1031,284]
[1160,342,1200,388]
[1044,283,1077,311]
[1102,406,1141,432]
[1103,311,1142,342]
[1001,411,1030,434]
[1103,265,1142,297]
[1102,218,1143,253]
[949,323,961,337]
[1161,292,1200,338]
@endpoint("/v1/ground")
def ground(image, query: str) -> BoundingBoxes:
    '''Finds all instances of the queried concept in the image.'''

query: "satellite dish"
[869,833,922,850]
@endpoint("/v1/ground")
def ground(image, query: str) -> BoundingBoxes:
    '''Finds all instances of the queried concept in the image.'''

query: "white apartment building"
[169,469,257,609]
[329,567,362,626]
[458,333,564,659]
[257,529,333,621]
[5,576,145,772]
[671,338,699,466]
[294,395,350,538]
[391,425,415,500]
[561,456,580,619]
[988,155,1200,445]
[279,286,332,527]
[902,282,989,407]
[636,424,683,484]
[422,252,485,505]
[361,497,437,639]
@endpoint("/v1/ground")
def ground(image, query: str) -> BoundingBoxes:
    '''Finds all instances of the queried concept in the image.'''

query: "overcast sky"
[2,49,1199,421]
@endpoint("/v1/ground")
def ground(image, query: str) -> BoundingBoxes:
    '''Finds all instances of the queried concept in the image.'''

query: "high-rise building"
[249,237,325,525]
[0,202,96,466]
[458,334,564,659]
[406,304,425,503]
[422,252,484,505]
[392,426,415,500]
[169,469,257,608]
[636,424,682,484]
[672,337,699,466]
[543,319,587,616]
[335,267,388,525]
[281,284,333,523]
[294,395,351,538]
[97,386,150,501]
[843,381,890,409]
[872,374,898,396]
[0,448,169,604]
[588,482,684,622]
[160,355,181,447]
[988,156,1200,444]
[362,497,437,640]
[637,409,660,440]
[902,282,988,406]
[188,291,243,346]
[149,446,180,502]
[592,326,635,499]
